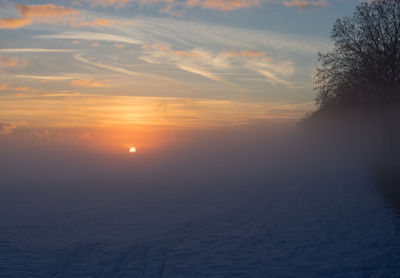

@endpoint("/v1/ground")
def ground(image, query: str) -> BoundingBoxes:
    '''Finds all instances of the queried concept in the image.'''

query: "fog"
[1,121,400,276]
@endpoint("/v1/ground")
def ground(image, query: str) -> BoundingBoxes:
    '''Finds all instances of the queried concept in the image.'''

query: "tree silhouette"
[315,0,400,112]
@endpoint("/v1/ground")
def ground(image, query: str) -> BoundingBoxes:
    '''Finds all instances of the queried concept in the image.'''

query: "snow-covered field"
[1,127,400,277]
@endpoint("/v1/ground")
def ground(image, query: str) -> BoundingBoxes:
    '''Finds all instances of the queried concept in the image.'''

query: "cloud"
[81,0,327,12]
[0,4,121,29]
[0,4,81,29]
[0,84,6,90]
[0,48,76,53]
[0,56,28,68]
[30,129,64,142]
[139,44,294,86]
[13,74,94,81]
[221,50,266,58]
[73,54,185,86]
[85,0,260,12]
[139,44,234,84]
[186,0,259,11]
[71,78,109,87]
[71,18,123,28]
[114,43,126,48]
[84,0,173,9]
[14,86,30,91]
[282,0,328,9]
[84,0,135,8]
[0,17,32,29]
[37,32,143,45]
[0,122,17,135]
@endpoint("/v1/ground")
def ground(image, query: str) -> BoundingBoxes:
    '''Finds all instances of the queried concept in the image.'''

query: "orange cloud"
[0,4,80,29]
[0,56,28,68]
[0,4,120,29]
[15,86,30,91]
[71,18,121,28]
[114,43,126,48]
[142,44,201,58]
[186,0,259,11]
[282,0,328,9]
[0,17,32,29]
[70,79,108,87]
[0,84,6,90]
[17,4,81,20]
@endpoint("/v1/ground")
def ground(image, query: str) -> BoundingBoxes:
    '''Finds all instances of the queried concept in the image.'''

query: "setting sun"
[129,146,137,153]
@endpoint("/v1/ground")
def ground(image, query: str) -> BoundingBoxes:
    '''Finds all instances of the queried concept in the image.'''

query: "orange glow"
[129,146,137,153]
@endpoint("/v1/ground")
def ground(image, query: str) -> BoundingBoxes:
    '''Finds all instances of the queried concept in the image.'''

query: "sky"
[0,0,361,152]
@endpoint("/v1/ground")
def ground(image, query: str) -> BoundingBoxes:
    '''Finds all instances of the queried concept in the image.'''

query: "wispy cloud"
[81,0,327,12]
[282,0,328,10]
[14,86,30,91]
[37,32,143,45]
[71,18,123,28]
[139,44,295,86]
[12,74,90,81]
[0,48,76,53]
[116,17,330,55]
[186,0,259,11]
[71,78,109,87]
[139,44,234,85]
[113,43,126,48]
[73,53,187,86]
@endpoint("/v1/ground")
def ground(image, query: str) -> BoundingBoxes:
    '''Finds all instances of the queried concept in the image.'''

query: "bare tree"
[315,0,400,111]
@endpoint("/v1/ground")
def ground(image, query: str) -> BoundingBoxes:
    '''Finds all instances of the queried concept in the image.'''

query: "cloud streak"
[37,32,143,45]
[139,44,294,86]
[71,78,109,87]
[282,0,328,10]
[0,48,76,53]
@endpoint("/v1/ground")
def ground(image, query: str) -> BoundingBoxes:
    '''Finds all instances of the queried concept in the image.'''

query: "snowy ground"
[1,128,400,277]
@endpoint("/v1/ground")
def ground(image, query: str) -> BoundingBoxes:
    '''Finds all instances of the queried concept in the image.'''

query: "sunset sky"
[0,0,361,150]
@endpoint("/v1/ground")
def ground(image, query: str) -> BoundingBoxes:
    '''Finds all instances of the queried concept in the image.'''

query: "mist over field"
[2,0,400,276]
[1,121,400,277]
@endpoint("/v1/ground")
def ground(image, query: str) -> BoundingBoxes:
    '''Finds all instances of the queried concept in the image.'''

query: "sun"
[129,146,137,153]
